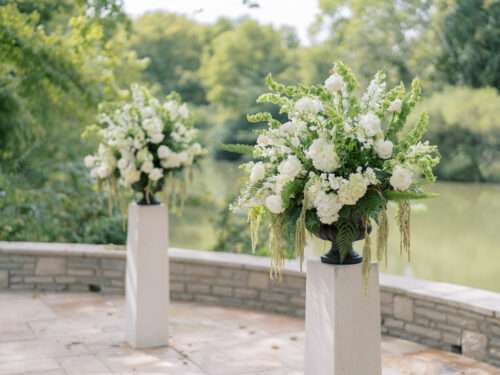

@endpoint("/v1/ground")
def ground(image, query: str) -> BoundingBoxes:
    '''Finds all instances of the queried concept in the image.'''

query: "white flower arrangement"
[231,62,440,277]
[84,84,206,207]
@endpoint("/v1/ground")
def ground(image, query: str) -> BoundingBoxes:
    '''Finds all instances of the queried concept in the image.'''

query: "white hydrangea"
[374,139,393,159]
[313,191,343,224]
[324,73,344,93]
[306,138,340,172]
[390,165,413,191]
[360,112,381,137]
[294,97,323,114]
[338,173,368,205]
[265,194,285,214]
[278,155,303,180]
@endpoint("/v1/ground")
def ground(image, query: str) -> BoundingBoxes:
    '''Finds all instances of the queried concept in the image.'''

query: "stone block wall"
[1,241,500,368]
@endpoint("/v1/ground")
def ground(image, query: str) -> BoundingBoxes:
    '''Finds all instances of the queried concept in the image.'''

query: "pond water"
[170,160,500,293]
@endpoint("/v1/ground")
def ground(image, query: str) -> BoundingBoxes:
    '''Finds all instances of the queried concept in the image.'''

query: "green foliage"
[131,12,208,104]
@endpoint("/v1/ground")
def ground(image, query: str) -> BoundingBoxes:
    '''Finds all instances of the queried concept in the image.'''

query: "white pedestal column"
[305,260,381,375]
[126,203,169,349]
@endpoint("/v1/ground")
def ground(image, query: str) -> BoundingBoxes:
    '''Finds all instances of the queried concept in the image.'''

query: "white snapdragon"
[388,99,402,113]
[250,162,266,184]
[306,138,340,172]
[278,155,303,180]
[265,194,285,214]
[294,97,323,114]
[257,133,272,146]
[360,112,381,137]
[338,173,368,205]
[313,191,343,224]
[117,158,129,171]
[390,165,413,191]
[374,139,393,159]
[324,73,344,93]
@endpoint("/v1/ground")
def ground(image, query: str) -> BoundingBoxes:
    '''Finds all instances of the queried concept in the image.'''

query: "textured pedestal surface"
[305,260,381,375]
[126,203,169,349]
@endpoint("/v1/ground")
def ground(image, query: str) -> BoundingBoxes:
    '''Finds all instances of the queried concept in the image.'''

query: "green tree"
[200,19,298,111]
[131,12,208,104]
[313,0,439,87]
[439,0,500,90]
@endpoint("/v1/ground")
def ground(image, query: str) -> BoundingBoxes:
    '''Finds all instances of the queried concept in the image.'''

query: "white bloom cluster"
[235,65,438,228]
[85,85,205,196]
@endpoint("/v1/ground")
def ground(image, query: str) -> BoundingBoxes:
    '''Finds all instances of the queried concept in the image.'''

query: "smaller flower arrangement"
[84,84,205,208]
[231,62,440,278]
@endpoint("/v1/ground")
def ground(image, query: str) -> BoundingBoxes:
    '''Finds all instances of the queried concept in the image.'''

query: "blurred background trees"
[1,0,499,248]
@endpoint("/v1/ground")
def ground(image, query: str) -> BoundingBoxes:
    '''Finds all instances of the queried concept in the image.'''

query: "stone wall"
[1,241,500,368]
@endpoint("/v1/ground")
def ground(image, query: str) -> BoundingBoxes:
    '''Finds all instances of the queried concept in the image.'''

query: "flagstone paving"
[0,292,498,375]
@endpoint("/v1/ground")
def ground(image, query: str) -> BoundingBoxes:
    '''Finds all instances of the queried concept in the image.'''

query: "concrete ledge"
[1,241,500,367]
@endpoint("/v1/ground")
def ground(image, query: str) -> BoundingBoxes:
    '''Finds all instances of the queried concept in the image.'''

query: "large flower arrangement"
[84,84,205,208]
[232,62,440,278]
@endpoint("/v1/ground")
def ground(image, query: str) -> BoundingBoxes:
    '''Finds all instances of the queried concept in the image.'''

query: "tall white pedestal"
[126,203,169,349]
[305,260,381,375]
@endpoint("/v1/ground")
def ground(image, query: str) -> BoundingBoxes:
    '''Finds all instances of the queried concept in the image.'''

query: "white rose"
[84,155,96,168]
[313,191,343,224]
[306,138,340,172]
[390,165,413,191]
[161,153,181,169]
[294,97,323,114]
[190,143,203,155]
[150,132,165,144]
[250,162,266,184]
[324,73,344,93]
[388,99,402,113]
[117,158,129,171]
[136,149,152,162]
[374,139,393,159]
[265,194,285,214]
[97,165,112,179]
[157,145,171,159]
[178,103,189,119]
[141,160,154,174]
[360,112,381,137]
[149,168,163,182]
[257,134,272,146]
[278,155,302,180]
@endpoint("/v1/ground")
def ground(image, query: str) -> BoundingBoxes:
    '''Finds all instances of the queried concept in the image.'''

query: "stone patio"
[0,292,498,375]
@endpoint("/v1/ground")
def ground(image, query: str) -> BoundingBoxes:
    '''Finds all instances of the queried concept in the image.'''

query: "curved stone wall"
[1,241,500,368]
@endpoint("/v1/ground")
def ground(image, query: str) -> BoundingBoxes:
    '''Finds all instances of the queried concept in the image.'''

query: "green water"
[170,160,500,293]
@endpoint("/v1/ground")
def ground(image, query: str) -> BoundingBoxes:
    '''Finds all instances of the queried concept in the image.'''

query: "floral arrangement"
[84,84,205,208]
[232,62,440,278]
